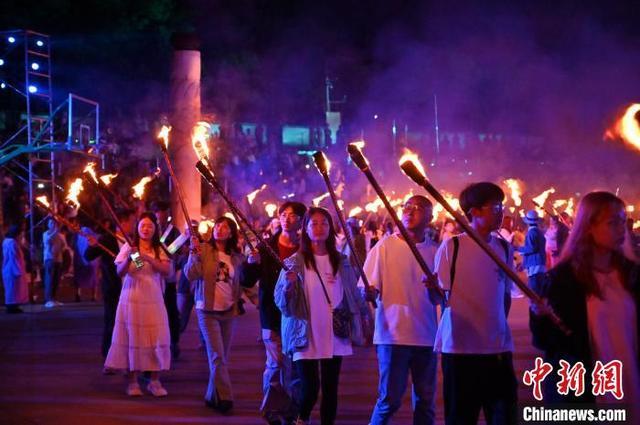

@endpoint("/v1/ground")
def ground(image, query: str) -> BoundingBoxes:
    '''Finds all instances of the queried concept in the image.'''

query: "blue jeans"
[370,344,437,425]
[44,260,62,302]
[196,309,235,402]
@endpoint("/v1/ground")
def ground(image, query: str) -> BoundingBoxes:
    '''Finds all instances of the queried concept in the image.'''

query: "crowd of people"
[2,168,640,424]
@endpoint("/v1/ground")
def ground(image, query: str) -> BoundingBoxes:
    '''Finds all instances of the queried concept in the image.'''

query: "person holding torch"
[433,182,517,425]
[104,212,173,397]
[365,195,440,425]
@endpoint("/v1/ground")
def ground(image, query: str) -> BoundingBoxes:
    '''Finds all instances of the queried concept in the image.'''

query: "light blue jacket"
[274,252,371,356]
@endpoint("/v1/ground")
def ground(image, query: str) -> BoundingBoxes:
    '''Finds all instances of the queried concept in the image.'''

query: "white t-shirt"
[588,270,640,409]
[294,254,353,361]
[434,233,514,354]
[213,252,235,312]
[360,234,438,346]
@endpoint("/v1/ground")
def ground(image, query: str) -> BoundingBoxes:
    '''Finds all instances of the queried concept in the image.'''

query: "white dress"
[105,243,171,371]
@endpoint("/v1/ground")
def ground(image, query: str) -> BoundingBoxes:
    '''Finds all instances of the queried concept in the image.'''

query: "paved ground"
[0,293,541,425]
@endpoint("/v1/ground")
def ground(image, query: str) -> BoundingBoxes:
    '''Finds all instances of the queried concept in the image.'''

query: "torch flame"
[365,198,384,213]
[65,178,84,209]
[83,162,98,183]
[247,184,267,205]
[198,219,214,235]
[312,192,330,207]
[223,212,239,226]
[553,199,568,210]
[565,198,575,217]
[606,103,640,151]
[347,141,370,166]
[503,178,523,207]
[265,203,278,217]
[158,125,172,150]
[532,187,556,217]
[348,207,363,217]
[99,173,118,186]
[352,140,365,150]
[398,148,427,178]
[191,121,212,165]
[132,169,161,200]
[36,195,50,208]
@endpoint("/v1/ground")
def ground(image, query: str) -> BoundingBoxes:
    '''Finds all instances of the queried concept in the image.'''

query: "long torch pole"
[195,161,287,270]
[82,174,143,268]
[35,200,116,257]
[347,144,444,298]
[532,200,571,228]
[70,203,124,244]
[400,160,571,335]
[159,144,199,238]
[55,183,125,244]
[312,151,377,308]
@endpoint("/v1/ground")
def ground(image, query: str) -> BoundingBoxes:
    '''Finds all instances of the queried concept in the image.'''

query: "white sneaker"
[147,380,168,397]
[44,301,55,308]
[126,382,143,396]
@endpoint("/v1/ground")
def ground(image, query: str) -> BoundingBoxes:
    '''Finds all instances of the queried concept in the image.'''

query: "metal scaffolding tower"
[0,29,100,256]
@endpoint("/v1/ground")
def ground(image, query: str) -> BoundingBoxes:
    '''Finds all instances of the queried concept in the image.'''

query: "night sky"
[2,0,640,145]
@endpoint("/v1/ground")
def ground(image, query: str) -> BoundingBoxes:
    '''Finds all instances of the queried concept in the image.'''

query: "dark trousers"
[102,288,120,357]
[164,282,180,347]
[295,356,342,425]
[442,352,517,425]
[528,273,548,297]
[44,260,62,302]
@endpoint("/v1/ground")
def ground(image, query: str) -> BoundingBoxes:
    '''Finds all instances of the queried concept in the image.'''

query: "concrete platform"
[0,298,541,424]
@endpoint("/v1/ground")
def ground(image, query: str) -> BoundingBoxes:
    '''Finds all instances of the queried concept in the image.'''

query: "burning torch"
[157,125,200,239]
[35,196,116,257]
[347,142,444,298]
[82,165,143,268]
[64,177,125,244]
[312,151,377,307]
[398,150,570,334]
[191,122,286,270]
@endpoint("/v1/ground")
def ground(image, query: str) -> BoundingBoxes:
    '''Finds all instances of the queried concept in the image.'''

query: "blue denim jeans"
[370,344,437,425]
[196,309,235,402]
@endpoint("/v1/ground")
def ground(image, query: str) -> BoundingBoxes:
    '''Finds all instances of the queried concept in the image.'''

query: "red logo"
[523,357,553,401]
[592,360,624,400]
[523,357,624,400]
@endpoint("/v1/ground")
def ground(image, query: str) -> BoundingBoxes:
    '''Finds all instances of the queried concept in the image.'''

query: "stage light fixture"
[8,36,16,43]
[31,62,40,70]
[28,85,37,93]
[0,59,4,66]
[36,40,44,47]
[0,83,6,89]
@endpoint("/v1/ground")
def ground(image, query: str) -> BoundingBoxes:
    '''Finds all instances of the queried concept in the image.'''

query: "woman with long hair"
[275,207,370,425]
[104,212,172,397]
[184,216,255,413]
[2,224,29,313]
[530,192,640,412]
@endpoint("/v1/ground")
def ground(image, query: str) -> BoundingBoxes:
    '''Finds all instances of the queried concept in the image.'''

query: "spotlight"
[31,62,40,70]
[28,85,37,93]
[37,183,45,189]
[0,59,4,66]
[8,36,16,43]
[36,40,44,47]
[1,83,6,89]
